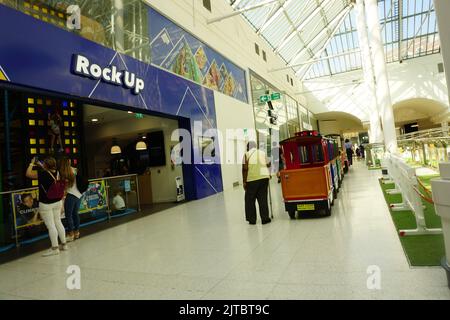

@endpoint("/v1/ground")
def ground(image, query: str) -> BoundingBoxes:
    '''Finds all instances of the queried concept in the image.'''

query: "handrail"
[0,174,139,195]
[397,127,449,142]
[384,153,441,236]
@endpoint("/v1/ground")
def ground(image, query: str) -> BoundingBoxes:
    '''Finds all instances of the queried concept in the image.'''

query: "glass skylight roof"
[227,0,440,80]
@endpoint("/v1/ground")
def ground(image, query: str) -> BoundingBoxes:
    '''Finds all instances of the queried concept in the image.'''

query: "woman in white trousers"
[26,157,67,257]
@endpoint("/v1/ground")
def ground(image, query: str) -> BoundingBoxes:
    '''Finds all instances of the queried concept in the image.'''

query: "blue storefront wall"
[0,4,223,200]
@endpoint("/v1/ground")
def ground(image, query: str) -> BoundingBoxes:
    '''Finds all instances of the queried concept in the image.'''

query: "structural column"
[365,0,398,153]
[434,1,450,113]
[355,0,383,144]
[114,0,125,53]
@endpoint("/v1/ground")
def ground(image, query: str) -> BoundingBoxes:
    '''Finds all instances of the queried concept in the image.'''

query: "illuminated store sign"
[72,54,145,95]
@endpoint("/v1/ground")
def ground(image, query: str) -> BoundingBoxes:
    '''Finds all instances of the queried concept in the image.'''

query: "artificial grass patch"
[379,179,445,267]
[400,235,446,266]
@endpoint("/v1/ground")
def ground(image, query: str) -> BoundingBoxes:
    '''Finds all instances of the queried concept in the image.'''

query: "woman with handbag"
[26,156,68,257]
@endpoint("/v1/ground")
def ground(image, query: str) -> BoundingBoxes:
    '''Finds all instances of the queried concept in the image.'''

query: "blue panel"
[0,4,223,199]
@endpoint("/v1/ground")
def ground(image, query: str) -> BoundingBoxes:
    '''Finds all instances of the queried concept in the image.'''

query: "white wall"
[87,116,183,203]
[214,91,255,191]
[144,0,307,106]
[304,54,449,122]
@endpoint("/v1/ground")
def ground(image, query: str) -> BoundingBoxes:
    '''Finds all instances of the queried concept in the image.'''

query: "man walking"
[242,141,271,225]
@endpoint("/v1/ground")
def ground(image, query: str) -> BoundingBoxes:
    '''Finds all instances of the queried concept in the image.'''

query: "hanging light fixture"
[136,134,147,151]
[111,138,122,155]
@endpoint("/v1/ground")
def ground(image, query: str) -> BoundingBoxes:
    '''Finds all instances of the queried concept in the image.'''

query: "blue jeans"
[65,193,81,232]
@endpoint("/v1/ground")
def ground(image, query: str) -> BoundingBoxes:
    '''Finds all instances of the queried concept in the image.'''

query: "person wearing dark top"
[26,156,67,257]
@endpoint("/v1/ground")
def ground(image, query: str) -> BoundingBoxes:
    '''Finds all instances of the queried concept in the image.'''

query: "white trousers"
[39,201,66,248]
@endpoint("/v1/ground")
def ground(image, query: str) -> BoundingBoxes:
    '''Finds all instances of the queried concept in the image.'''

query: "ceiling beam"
[207,0,279,24]
[274,0,332,54]
[257,0,291,35]
[269,49,361,72]
[300,6,352,79]
[288,6,351,68]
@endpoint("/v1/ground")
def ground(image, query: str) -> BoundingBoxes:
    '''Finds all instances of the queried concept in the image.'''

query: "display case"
[365,143,385,168]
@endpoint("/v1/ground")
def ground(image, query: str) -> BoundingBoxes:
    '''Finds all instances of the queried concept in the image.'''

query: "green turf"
[368,166,382,171]
[379,179,445,267]
[400,235,446,266]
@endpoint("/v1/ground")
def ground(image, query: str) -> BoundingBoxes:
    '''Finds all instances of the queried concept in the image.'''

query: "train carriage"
[280,131,340,219]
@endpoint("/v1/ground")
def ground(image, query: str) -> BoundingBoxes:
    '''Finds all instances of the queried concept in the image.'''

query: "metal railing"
[397,128,449,143]
[382,153,442,236]
[1,174,141,248]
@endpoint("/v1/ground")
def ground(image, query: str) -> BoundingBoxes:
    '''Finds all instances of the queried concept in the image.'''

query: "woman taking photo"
[26,156,67,257]
[59,157,82,241]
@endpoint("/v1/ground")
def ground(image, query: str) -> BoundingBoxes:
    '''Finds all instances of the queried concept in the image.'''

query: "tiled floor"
[0,161,449,300]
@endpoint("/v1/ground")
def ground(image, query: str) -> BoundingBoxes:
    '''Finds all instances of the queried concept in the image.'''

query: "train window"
[312,145,324,162]
[298,146,310,164]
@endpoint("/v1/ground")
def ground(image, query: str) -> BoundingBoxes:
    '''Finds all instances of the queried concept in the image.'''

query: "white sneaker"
[60,244,68,251]
[42,249,60,257]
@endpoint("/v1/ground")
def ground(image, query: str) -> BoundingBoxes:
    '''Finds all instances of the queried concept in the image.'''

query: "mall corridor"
[0,160,449,300]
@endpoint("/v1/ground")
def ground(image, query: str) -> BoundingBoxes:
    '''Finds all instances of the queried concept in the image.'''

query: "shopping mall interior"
[1,0,450,301]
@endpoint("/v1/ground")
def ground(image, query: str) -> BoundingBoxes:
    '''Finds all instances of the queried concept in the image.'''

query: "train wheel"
[324,201,332,217]
[288,211,296,220]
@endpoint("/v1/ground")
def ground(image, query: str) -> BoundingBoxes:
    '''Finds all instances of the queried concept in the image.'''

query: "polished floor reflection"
[0,161,449,300]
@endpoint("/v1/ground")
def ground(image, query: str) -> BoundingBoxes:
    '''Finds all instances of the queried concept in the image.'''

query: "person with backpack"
[26,156,67,257]
[60,157,87,242]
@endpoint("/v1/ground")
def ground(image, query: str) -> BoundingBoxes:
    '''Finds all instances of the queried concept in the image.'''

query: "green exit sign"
[271,92,281,100]
[135,113,144,119]
[259,92,282,103]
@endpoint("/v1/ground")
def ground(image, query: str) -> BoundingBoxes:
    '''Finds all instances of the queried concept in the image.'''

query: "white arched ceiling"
[393,98,448,124]
[315,111,365,135]
[303,54,448,123]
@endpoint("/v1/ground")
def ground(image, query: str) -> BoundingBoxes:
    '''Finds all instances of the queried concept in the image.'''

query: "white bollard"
[431,163,450,289]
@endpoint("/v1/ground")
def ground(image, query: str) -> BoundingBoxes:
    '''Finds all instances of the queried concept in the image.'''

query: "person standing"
[344,139,354,166]
[59,157,82,242]
[26,157,67,256]
[242,141,272,225]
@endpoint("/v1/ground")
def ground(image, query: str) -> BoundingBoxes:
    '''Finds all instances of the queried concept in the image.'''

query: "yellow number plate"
[297,204,315,211]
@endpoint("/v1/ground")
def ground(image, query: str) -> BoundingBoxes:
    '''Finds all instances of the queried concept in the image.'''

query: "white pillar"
[355,0,383,144]
[365,0,398,153]
[114,0,125,53]
[435,1,450,112]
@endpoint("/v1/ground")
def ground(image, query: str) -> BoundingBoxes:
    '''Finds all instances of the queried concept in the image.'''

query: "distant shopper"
[26,156,67,257]
[242,141,271,225]
[359,144,365,159]
[60,158,82,242]
[113,190,126,212]
[344,139,354,166]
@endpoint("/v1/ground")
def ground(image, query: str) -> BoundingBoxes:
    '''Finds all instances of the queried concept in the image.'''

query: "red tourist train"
[279,131,346,219]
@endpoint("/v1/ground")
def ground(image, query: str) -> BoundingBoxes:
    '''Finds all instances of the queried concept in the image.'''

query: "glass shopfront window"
[285,94,300,137]
[250,72,289,143]
[1,0,150,63]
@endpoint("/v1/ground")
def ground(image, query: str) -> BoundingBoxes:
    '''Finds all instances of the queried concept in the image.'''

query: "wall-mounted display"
[149,8,248,103]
